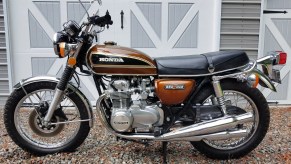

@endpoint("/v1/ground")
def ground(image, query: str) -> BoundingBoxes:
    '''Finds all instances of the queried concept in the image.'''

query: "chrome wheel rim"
[202,90,259,150]
[14,89,81,149]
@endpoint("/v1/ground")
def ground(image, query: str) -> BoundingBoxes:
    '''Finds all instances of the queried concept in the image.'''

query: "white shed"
[1,0,291,106]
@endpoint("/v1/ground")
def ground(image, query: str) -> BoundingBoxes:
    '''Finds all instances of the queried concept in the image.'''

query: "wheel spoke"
[202,90,259,150]
[14,89,81,149]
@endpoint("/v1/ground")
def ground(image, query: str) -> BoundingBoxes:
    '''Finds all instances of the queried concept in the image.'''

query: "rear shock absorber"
[212,80,227,115]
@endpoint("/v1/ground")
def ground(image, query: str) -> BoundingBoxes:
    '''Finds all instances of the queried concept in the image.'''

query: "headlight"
[58,42,66,58]
[55,42,77,58]
[53,32,69,57]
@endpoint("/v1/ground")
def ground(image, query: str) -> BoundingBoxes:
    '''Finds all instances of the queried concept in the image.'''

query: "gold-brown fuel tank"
[86,44,157,75]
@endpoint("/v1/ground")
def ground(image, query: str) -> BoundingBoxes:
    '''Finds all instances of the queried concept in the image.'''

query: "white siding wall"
[2,0,266,106]
[0,0,9,106]
[220,0,262,60]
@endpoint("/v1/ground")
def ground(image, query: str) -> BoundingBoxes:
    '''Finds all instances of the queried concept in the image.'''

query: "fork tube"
[43,24,92,125]
[43,66,75,125]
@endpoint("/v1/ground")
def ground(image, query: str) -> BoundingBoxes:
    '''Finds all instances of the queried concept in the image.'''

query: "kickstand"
[162,142,168,164]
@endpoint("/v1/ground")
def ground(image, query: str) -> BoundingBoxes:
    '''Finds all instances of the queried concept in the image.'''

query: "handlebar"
[89,10,113,27]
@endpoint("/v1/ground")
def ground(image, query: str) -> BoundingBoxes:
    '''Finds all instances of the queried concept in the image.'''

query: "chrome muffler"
[96,94,253,142]
[166,129,249,141]
[158,112,253,140]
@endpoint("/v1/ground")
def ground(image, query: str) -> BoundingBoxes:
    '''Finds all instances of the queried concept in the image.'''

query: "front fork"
[43,66,75,126]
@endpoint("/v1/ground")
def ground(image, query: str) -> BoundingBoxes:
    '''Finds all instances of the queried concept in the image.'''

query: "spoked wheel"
[191,80,270,159]
[4,82,90,155]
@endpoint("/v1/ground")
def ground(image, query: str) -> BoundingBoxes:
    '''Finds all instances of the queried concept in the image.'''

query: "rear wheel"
[191,80,270,159]
[4,82,90,155]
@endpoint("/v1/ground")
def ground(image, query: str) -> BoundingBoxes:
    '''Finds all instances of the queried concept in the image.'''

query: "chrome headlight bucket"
[55,42,77,58]
[53,32,69,58]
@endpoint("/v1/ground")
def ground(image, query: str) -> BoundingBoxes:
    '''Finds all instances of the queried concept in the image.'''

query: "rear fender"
[14,76,94,127]
[252,68,276,92]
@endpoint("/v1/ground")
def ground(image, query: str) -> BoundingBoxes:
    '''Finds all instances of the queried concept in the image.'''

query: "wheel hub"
[29,103,65,137]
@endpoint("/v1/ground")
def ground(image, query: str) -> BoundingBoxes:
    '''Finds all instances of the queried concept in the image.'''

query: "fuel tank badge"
[164,84,185,90]
[99,57,124,62]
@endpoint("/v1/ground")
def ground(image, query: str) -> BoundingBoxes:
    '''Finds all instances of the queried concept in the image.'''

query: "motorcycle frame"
[13,53,277,134]
[13,55,275,130]
[91,59,263,132]
[13,14,278,131]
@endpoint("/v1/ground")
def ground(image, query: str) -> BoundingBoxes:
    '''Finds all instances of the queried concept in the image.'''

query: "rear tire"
[191,80,270,159]
[4,82,90,155]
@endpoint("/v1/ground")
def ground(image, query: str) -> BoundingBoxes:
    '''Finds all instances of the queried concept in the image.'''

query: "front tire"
[4,81,90,155]
[191,80,270,159]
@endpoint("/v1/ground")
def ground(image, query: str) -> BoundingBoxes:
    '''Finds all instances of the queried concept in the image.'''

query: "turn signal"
[68,57,77,66]
[247,73,259,88]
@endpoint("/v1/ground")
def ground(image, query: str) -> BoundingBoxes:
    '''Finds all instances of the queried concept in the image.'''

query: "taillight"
[278,52,287,64]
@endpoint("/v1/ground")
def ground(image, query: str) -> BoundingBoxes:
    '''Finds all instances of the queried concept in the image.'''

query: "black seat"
[155,51,249,76]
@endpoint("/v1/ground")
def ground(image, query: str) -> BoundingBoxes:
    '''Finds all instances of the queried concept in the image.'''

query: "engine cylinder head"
[109,79,131,109]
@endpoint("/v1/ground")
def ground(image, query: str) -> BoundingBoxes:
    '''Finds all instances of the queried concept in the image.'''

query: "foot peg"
[154,127,162,137]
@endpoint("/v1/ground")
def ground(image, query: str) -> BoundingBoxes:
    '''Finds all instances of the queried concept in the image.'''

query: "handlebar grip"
[91,10,113,27]
[94,16,107,26]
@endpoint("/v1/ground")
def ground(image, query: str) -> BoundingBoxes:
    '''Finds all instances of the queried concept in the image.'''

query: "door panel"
[9,0,100,101]
[8,0,221,102]
[259,0,291,104]
[114,0,221,57]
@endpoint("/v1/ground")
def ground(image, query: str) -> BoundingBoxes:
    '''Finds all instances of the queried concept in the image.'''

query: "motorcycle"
[3,0,287,160]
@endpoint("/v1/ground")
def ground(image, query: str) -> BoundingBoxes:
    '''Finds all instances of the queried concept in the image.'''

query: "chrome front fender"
[252,68,277,92]
[14,76,94,127]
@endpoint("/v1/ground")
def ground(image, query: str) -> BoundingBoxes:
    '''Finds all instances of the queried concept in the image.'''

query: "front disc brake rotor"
[29,110,65,137]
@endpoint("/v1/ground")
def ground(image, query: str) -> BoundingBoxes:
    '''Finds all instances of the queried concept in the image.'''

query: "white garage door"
[259,0,291,104]
[8,0,221,101]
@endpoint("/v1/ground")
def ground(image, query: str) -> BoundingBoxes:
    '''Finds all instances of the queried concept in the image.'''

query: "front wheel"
[191,80,270,159]
[4,81,90,155]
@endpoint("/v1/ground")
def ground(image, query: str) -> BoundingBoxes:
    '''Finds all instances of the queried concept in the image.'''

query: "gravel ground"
[0,107,290,163]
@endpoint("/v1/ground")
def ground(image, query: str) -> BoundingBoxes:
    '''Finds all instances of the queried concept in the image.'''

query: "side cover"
[155,79,196,105]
